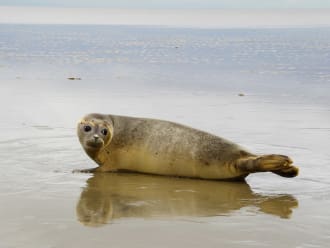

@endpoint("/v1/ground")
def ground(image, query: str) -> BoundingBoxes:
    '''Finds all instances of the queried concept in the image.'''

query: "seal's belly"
[107,147,242,179]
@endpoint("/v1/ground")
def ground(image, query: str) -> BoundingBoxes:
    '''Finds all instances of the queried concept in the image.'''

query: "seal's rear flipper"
[236,154,299,178]
[271,166,299,178]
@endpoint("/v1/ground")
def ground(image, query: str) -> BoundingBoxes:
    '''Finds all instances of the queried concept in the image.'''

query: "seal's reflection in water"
[76,173,298,226]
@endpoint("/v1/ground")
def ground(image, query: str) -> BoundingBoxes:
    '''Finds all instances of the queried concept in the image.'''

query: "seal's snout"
[85,134,104,150]
[93,134,100,142]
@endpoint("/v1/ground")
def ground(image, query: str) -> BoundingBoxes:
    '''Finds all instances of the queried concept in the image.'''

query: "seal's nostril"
[93,134,99,141]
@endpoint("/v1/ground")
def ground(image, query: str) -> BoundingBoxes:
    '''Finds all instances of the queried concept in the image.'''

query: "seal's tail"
[236,154,299,178]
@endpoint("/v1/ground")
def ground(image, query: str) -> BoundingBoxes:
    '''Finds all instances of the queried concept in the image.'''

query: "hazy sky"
[1,0,330,8]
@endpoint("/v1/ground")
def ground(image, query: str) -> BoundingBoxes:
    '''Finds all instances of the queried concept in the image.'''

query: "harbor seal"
[75,113,299,180]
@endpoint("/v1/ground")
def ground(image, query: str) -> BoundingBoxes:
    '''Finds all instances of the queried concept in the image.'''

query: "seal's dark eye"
[84,125,92,132]
[101,128,108,136]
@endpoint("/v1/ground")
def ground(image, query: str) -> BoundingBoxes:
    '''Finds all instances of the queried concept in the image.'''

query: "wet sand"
[0,25,330,247]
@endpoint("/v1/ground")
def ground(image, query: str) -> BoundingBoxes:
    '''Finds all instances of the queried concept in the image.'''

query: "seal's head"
[77,113,113,157]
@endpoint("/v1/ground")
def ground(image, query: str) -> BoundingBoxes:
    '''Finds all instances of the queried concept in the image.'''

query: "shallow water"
[0,25,330,247]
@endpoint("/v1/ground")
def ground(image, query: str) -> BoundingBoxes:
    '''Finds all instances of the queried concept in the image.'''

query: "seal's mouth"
[85,140,104,149]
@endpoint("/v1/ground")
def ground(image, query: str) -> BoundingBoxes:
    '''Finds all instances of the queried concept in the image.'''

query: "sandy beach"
[0,24,330,247]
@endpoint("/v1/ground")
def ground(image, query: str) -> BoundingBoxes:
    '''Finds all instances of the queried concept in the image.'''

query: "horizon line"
[1,7,330,28]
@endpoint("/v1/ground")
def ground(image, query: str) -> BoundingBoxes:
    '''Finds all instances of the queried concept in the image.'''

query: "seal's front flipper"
[236,154,299,178]
[73,167,99,173]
